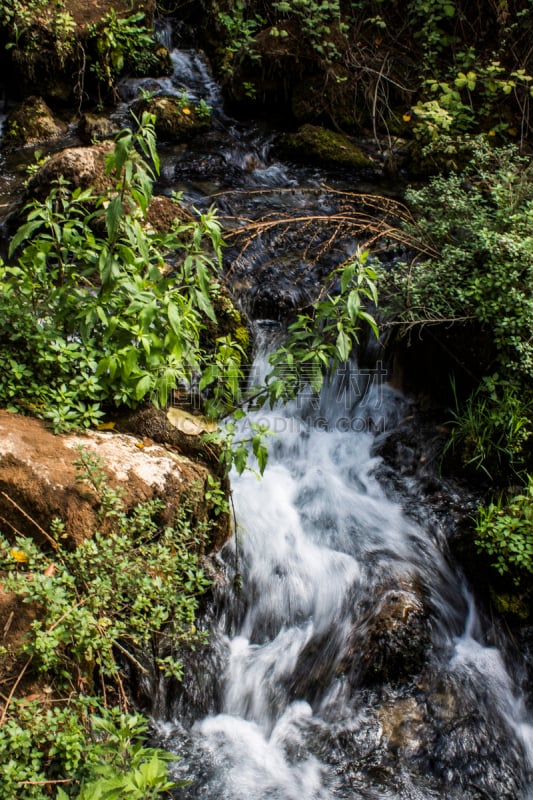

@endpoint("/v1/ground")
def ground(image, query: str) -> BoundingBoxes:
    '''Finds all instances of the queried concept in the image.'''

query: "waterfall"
[108,28,533,799]
[153,330,533,800]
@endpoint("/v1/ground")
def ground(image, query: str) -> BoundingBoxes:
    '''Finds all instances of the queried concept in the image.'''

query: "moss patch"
[282,124,374,169]
[133,95,211,142]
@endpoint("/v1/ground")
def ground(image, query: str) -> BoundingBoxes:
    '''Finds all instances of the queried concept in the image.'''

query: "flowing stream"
[1,21,532,799]
[154,340,533,800]
[119,29,533,799]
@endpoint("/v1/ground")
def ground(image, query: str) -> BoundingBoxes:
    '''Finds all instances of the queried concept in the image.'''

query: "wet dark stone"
[356,585,431,685]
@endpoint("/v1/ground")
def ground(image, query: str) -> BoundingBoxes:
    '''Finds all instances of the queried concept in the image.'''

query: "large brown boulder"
[2,96,66,148]
[24,142,115,200]
[0,409,227,551]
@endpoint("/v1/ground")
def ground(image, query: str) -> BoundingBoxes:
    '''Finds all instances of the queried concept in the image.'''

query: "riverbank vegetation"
[1,1,533,795]
[0,106,380,797]
[381,135,533,597]
[0,447,210,798]
[186,0,532,162]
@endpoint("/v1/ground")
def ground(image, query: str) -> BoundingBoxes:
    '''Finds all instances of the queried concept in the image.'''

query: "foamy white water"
[161,339,533,799]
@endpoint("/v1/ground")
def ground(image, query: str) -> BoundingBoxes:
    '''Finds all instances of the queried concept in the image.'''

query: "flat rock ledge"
[0,409,225,550]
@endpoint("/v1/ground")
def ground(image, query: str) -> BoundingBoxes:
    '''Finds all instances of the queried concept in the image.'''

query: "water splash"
[159,335,533,799]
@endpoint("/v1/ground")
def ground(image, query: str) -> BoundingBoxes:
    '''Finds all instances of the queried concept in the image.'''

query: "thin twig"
[18,778,73,786]
[0,492,58,550]
[0,656,33,726]
[113,640,149,674]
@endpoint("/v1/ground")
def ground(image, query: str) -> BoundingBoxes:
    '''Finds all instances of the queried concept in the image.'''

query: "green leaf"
[336,329,351,362]
[358,310,379,338]
[135,374,153,400]
[194,288,217,322]
[105,195,124,239]
[168,302,181,336]
[252,436,268,474]
[310,368,324,394]
[8,219,45,257]
[199,364,219,391]
[111,131,133,175]
[233,443,249,475]
[346,290,361,323]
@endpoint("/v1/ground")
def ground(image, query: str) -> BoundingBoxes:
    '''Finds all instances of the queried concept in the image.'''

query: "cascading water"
[113,25,533,800]
[0,17,526,797]
[153,332,533,800]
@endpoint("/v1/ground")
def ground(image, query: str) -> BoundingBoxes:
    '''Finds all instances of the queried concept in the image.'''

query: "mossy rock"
[281,124,374,170]
[212,289,251,354]
[24,142,115,200]
[132,95,211,142]
[3,96,66,148]
[78,113,122,144]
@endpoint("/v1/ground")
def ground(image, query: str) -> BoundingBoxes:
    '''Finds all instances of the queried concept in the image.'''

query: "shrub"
[383,138,533,478]
[0,703,182,800]
[0,451,208,798]
[0,113,246,432]
[475,477,533,584]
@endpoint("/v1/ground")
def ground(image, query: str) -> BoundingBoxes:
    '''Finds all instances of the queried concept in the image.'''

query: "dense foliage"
[382,137,533,589]
[0,102,384,796]
[192,0,533,153]
[384,138,533,479]
[0,0,163,102]
[0,113,246,432]
[0,449,211,798]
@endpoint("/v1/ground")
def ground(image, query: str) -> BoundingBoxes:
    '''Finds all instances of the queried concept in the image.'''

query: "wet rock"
[25,141,115,200]
[375,694,428,765]
[2,96,66,148]
[280,124,375,170]
[132,94,211,142]
[78,112,121,144]
[424,679,531,800]
[362,587,430,683]
[348,575,431,685]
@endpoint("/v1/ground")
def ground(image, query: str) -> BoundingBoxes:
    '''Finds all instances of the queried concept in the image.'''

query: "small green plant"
[475,477,533,583]
[267,248,379,400]
[444,376,533,480]
[0,0,75,66]
[0,701,181,800]
[88,10,159,95]
[272,0,347,62]
[217,0,264,74]
[175,92,212,121]
[0,112,246,431]
[410,60,533,157]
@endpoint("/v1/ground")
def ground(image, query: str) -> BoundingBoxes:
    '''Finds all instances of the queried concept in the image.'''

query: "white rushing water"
[161,335,533,800]
[114,31,533,798]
